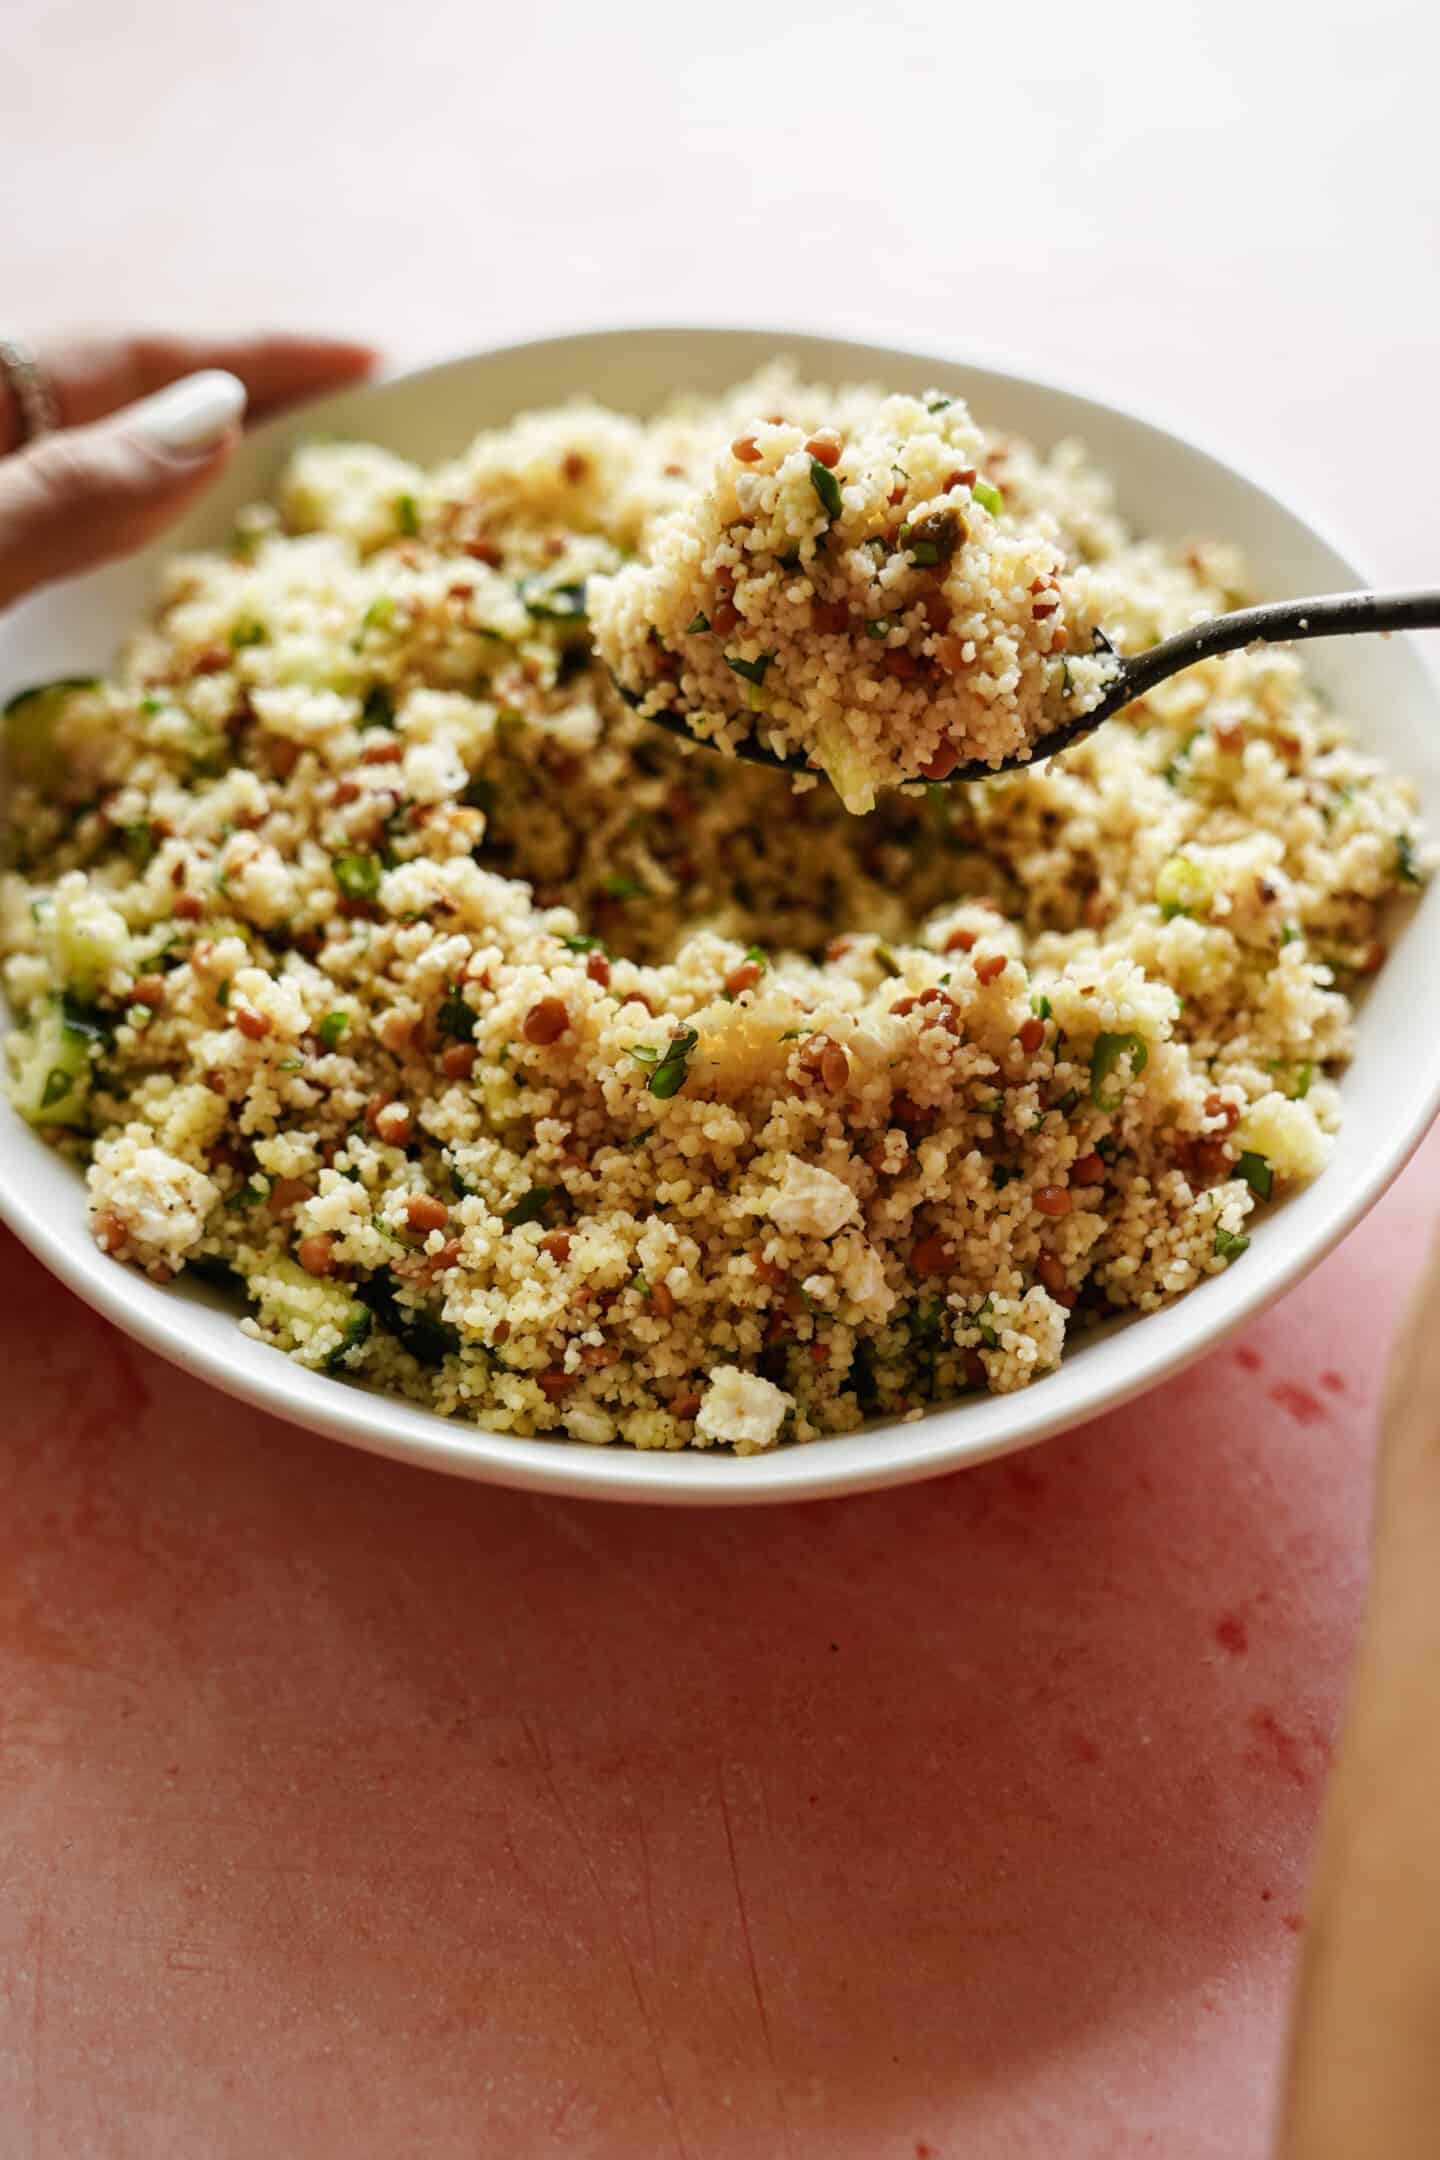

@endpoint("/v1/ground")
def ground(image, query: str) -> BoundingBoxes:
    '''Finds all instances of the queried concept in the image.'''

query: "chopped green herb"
[1268,1058,1313,1101]
[685,611,711,634]
[905,1295,945,1347]
[865,618,892,640]
[971,479,1004,516]
[1396,833,1421,886]
[1031,993,1052,1020]
[561,933,602,953]
[1214,1226,1251,1260]
[600,871,645,901]
[874,944,902,978]
[121,822,155,871]
[332,850,382,901]
[993,1163,1020,1189]
[1089,1029,1148,1110]
[1052,1088,1081,1115]
[925,395,952,414]
[809,458,843,521]
[437,985,475,1043]
[362,686,394,728]
[974,1295,999,1349]
[216,977,231,1009]
[725,651,775,688]
[317,1010,350,1050]
[644,1027,699,1099]
[521,578,587,622]
[1162,728,1201,786]
[395,494,420,536]
[277,1058,303,1073]
[1237,1150,1273,1201]
[229,616,266,650]
[503,1186,553,1228]
[1280,922,1301,945]
[361,595,395,631]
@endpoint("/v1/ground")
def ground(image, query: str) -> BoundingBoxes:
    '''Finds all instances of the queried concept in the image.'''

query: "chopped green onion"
[971,479,1004,516]
[395,494,420,536]
[1214,1226,1251,1260]
[685,611,711,634]
[725,651,775,688]
[905,509,962,565]
[1089,1029,1149,1110]
[1237,1150,1273,1201]
[503,1186,553,1228]
[332,851,382,901]
[809,458,843,521]
[317,1010,350,1050]
[1031,993,1052,1020]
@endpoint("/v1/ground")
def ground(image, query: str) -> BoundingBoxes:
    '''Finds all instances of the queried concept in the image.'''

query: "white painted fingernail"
[132,370,247,457]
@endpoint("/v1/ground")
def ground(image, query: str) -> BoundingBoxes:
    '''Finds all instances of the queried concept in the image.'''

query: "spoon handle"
[1103,587,1440,716]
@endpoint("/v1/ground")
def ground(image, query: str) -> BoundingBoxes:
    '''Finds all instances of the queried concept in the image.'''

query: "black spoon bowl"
[621,588,1440,785]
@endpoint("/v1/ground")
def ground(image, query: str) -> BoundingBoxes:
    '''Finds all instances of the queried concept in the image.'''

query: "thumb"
[0,369,247,609]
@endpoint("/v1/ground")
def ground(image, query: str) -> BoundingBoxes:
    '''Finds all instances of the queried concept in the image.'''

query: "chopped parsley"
[1089,1030,1148,1110]
[561,933,603,953]
[317,1010,350,1050]
[395,494,420,536]
[521,578,587,622]
[725,651,775,688]
[229,616,266,650]
[685,611,711,634]
[809,458,843,521]
[437,985,475,1042]
[629,1027,700,1099]
[1237,1150,1273,1201]
[973,1295,999,1349]
[121,822,155,871]
[1030,993,1052,1020]
[925,395,952,414]
[1214,1226,1251,1260]
[503,1186,553,1228]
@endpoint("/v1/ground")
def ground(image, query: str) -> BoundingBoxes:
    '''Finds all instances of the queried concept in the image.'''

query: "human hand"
[0,331,376,610]
[1276,1222,1440,2157]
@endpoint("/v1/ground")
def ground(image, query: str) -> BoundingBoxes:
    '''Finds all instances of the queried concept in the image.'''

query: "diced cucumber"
[7,997,93,1126]
[3,678,101,790]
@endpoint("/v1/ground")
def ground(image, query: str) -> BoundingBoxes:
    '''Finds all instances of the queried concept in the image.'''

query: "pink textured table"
[6,0,1439,2148]
[2,1129,1435,2157]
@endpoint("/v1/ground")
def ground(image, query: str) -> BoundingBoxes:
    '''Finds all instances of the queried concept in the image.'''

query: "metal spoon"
[624,587,1440,784]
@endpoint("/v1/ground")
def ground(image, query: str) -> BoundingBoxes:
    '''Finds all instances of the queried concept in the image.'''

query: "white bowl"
[3,328,1437,1504]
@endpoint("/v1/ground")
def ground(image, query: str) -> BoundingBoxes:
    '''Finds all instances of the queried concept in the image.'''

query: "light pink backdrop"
[4,2,1437,2152]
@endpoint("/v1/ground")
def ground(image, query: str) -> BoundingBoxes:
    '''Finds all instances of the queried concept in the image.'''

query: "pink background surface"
[4,1,1437,2151]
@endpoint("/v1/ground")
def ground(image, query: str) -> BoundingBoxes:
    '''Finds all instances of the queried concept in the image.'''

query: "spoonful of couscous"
[589,391,1440,813]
